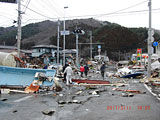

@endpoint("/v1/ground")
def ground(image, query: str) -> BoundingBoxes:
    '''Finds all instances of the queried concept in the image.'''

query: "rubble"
[113,88,146,94]
[58,100,66,104]
[25,82,40,93]
[0,89,10,94]
[12,110,18,113]
[42,110,55,116]
[121,93,134,97]
[1,98,8,101]
[75,91,83,95]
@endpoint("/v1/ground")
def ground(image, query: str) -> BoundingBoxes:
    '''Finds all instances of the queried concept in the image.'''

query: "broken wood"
[25,83,40,93]
[113,88,146,94]
[54,77,62,92]
[10,89,29,94]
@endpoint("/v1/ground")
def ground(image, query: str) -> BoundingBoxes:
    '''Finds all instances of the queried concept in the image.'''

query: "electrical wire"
[22,0,31,13]
[20,0,149,20]
[64,8,160,19]
[94,0,148,18]
[20,6,160,25]
[21,3,55,19]
[0,13,15,20]
[47,0,64,16]
[38,0,60,17]
[1,0,159,27]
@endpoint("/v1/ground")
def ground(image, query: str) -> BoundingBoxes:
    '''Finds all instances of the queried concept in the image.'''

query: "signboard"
[60,30,70,35]
[0,0,17,3]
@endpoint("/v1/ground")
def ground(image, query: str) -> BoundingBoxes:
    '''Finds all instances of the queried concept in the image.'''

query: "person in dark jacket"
[84,64,89,77]
[100,62,106,80]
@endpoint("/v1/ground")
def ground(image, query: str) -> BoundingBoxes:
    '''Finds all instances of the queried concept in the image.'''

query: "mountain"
[0,18,160,60]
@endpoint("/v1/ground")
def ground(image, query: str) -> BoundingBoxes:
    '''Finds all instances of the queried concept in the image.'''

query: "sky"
[0,0,160,30]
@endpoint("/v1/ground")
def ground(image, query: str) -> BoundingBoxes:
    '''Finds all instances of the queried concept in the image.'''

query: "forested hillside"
[0,18,160,60]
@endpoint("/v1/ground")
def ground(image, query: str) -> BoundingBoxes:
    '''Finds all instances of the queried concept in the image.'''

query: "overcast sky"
[0,0,160,29]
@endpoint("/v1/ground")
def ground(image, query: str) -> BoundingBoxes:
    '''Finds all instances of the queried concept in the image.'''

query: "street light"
[63,6,68,66]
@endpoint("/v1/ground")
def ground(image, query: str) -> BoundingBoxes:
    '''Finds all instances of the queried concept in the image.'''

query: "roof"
[0,45,17,49]
[32,45,60,49]
[62,49,77,54]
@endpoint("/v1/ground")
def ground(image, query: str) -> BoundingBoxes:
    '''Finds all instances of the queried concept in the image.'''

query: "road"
[0,72,160,120]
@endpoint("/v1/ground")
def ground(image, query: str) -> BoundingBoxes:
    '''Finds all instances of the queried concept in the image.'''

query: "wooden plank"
[10,89,29,94]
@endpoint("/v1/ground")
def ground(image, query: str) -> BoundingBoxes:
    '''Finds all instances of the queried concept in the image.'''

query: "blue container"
[0,66,56,87]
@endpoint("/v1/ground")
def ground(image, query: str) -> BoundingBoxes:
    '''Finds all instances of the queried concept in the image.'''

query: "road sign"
[153,42,158,47]
[60,30,70,35]
[0,0,17,3]
[98,45,101,49]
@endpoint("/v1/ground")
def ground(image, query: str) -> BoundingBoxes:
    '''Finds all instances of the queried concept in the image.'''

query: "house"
[31,45,62,65]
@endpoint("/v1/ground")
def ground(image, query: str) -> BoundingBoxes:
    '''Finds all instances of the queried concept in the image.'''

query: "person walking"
[64,64,73,85]
[63,64,68,82]
[84,63,89,77]
[100,62,106,80]
[80,64,85,77]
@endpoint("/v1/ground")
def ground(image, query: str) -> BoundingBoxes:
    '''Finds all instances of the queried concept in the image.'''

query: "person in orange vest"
[80,64,85,77]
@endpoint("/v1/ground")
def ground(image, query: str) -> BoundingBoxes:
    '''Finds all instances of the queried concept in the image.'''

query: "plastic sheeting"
[151,61,160,71]
[0,52,16,67]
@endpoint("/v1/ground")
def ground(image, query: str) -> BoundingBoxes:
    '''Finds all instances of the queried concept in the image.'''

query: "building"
[0,45,17,53]
[0,45,32,58]
[31,45,62,65]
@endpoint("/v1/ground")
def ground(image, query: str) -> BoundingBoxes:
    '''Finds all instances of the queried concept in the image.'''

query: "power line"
[21,3,56,20]
[19,7,160,25]
[48,0,64,16]
[94,0,148,18]
[0,13,15,20]
[37,0,60,18]
[64,8,160,19]
[22,0,31,13]
[18,1,160,26]
[42,0,63,17]
[20,0,148,20]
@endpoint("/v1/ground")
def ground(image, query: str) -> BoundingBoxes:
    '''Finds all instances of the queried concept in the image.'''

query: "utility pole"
[76,34,79,66]
[63,6,68,66]
[147,0,152,78]
[90,31,92,60]
[57,20,60,65]
[17,0,22,59]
